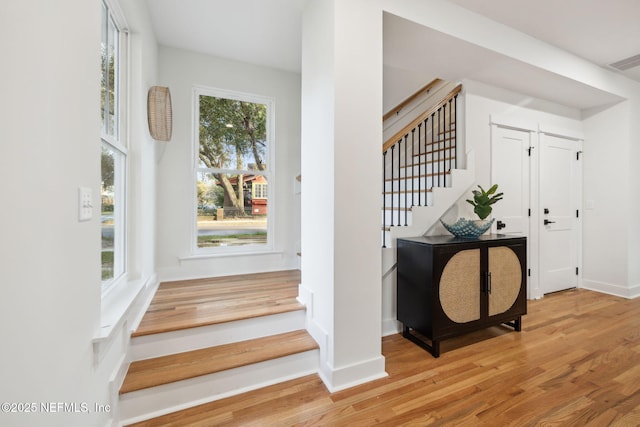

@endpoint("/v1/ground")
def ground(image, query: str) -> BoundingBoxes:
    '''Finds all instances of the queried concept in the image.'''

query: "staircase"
[382,79,474,247]
[381,79,475,336]
[119,270,318,425]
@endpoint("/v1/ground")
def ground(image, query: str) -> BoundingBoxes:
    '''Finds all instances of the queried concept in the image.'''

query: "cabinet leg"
[515,316,522,332]
[432,340,440,358]
[402,324,410,338]
[401,325,440,358]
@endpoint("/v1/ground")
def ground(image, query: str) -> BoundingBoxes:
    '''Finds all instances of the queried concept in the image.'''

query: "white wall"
[582,102,633,296]
[0,1,103,425]
[125,0,160,284]
[155,47,301,281]
[628,97,640,294]
[301,0,387,392]
[0,1,159,425]
[300,0,335,370]
[463,78,583,183]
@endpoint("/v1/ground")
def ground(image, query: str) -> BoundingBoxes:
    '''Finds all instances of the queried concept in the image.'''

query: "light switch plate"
[79,187,93,221]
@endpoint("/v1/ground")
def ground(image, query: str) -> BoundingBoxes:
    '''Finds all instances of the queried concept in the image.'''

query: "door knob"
[544,219,556,225]
[496,220,506,230]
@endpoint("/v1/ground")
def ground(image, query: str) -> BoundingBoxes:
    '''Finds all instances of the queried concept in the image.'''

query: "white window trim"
[191,85,276,256]
[101,0,129,296]
[94,0,139,367]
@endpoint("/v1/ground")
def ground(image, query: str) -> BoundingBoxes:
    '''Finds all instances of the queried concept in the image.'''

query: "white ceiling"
[147,0,305,73]
[382,13,625,111]
[146,0,640,110]
[447,0,640,80]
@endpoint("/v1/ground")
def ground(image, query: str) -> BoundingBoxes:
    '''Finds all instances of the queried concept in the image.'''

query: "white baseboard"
[318,354,388,393]
[581,279,640,299]
[382,318,401,336]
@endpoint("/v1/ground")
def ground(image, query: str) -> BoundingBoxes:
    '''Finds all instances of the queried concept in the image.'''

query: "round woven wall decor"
[147,86,172,141]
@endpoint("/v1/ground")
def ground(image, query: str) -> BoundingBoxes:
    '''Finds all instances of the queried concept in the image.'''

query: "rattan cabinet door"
[488,246,522,316]
[439,249,481,323]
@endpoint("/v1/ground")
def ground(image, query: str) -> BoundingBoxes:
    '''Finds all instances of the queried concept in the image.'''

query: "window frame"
[191,85,276,255]
[101,0,128,295]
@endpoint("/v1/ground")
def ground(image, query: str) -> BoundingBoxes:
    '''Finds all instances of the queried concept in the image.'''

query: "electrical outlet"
[79,187,93,221]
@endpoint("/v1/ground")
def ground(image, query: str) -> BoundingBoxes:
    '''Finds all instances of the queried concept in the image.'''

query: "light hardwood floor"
[129,288,640,426]
[133,270,302,336]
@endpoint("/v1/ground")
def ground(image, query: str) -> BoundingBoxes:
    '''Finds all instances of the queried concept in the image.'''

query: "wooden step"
[385,170,451,182]
[120,270,318,425]
[133,270,302,337]
[382,206,414,211]
[383,188,433,196]
[412,141,456,157]
[399,155,456,170]
[121,330,318,394]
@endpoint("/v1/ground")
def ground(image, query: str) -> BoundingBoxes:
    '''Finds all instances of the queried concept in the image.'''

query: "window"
[253,182,268,199]
[101,0,127,290]
[194,88,273,251]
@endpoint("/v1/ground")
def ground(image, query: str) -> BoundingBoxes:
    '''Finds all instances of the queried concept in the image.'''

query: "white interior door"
[540,134,581,294]
[491,125,530,237]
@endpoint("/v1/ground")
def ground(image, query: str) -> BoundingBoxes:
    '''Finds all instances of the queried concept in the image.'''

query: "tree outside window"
[195,90,273,250]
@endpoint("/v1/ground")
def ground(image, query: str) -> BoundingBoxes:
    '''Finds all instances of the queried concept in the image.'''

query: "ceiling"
[147,0,640,110]
[147,0,305,73]
[447,0,640,82]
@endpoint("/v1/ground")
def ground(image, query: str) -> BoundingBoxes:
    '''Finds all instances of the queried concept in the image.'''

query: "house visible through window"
[101,0,127,289]
[194,88,273,251]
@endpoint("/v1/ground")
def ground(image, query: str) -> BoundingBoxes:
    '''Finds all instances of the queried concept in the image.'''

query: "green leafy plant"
[466,184,503,220]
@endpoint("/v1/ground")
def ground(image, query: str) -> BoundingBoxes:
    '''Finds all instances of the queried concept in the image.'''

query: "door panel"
[491,126,530,236]
[540,134,579,294]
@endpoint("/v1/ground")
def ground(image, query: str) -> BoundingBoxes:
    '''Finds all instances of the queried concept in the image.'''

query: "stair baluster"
[390,145,395,227]
[448,99,453,176]
[382,149,387,248]
[381,82,462,246]
[411,129,415,208]
[404,134,408,226]
[417,124,422,206]
[454,95,458,169]
[431,113,435,192]
[397,138,401,227]
[437,108,441,188]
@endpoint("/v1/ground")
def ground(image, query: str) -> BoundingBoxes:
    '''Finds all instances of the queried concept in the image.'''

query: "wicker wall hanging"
[147,86,172,141]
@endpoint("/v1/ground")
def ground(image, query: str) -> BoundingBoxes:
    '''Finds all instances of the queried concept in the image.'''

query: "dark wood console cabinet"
[397,235,527,357]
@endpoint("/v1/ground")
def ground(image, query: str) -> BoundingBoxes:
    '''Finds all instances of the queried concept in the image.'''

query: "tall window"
[101,0,126,289]
[194,88,273,252]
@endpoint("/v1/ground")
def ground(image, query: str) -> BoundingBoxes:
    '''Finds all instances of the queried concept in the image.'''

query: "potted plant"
[440,184,503,238]
[466,184,503,222]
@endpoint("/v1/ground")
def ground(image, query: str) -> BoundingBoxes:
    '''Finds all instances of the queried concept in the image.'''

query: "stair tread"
[133,270,302,337]
[385,170,452,182]
[120,330,318,394]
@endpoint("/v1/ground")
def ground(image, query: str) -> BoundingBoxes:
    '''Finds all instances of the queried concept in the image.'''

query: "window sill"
[92,276,148,366]
[180,249,284,262]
